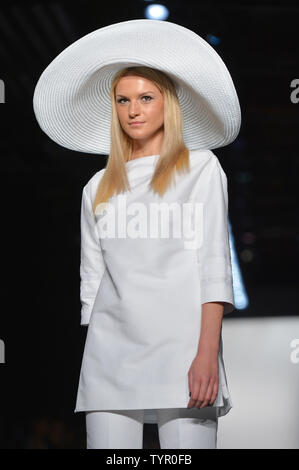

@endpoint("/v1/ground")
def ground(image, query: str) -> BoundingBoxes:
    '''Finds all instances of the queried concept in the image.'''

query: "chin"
[128,129,149,137]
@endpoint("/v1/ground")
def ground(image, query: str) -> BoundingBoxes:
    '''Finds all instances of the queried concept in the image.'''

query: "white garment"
[74,149,234,423]
[86,407,218,449]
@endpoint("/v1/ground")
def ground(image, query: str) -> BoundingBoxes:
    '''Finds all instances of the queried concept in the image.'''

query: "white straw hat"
[33,18,241,154]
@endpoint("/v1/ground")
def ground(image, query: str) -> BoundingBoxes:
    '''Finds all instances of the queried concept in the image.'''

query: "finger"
[200,378,214,408]
[197,381,210,408]
[187,372,194,408]
[194,379,209,408]
[188,372,193,398]
[209,379,219,405]
[188,380,200,408]
[188,387,200,408]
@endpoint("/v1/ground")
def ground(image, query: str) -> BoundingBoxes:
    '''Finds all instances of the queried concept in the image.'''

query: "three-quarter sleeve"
[80,185,106,326]
[197,155,235,315]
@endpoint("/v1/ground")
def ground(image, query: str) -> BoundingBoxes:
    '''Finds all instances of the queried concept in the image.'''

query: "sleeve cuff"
[80,278,103,326]
[201,279,235,315]
[80,305,92,326]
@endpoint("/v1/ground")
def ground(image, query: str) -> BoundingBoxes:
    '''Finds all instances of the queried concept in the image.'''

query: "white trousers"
[86,407,218,449]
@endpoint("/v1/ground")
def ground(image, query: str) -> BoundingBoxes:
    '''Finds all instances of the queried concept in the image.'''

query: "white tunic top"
[74,148,234,423]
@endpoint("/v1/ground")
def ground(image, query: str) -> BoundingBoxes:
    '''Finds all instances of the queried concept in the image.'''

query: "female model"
[33,19,241,449]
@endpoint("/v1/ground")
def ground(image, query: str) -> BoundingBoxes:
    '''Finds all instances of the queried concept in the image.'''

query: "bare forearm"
[196,302,224,357]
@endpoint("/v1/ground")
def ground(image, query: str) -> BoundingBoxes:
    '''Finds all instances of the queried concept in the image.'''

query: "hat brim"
[33,19,241,154]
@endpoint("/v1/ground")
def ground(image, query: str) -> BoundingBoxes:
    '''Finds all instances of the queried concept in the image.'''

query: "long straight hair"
[92,66,190,215]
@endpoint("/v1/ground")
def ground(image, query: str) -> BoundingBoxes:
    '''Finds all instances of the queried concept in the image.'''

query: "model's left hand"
[187,349,219,409]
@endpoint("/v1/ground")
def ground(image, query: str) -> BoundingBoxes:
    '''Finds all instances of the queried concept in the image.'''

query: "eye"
[116,95,153,104]
[142,95,152,102]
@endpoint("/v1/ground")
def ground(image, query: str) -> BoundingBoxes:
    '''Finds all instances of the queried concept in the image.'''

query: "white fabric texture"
[74,148,234,423]
[86,407,218,449]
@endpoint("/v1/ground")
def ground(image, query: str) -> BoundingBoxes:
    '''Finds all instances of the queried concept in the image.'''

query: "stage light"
[144,4,169,20]
[206,34,221,46]
[229,220,249,310]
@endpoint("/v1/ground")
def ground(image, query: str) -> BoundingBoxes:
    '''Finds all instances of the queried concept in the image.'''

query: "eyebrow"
[115,91,155,98]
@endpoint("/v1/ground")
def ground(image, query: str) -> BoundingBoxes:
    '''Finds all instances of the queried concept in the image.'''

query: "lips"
[130,122,145,126]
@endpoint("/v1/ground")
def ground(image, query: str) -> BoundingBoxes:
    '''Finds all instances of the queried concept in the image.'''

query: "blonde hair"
[92,66,190,214]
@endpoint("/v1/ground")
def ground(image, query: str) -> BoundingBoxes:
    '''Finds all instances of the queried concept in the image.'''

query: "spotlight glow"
[229,220,249,310]
[206,34,221,46]
[145,4,169,20]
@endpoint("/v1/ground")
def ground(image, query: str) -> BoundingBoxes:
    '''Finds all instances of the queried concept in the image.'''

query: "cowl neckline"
[125,154,159,169]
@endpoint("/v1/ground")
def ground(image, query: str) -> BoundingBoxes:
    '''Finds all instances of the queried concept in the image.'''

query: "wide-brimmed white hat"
[33,19,241,154]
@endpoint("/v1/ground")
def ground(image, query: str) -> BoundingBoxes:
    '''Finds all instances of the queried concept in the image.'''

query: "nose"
[128,99,140,117]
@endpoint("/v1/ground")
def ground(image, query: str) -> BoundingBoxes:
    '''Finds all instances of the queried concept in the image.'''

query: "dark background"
[0,0,298,448]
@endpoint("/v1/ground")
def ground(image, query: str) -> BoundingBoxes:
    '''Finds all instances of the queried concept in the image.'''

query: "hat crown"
[33,19,241,154]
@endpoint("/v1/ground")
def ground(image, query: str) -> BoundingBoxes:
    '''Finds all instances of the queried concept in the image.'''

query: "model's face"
[115,76,164,142]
